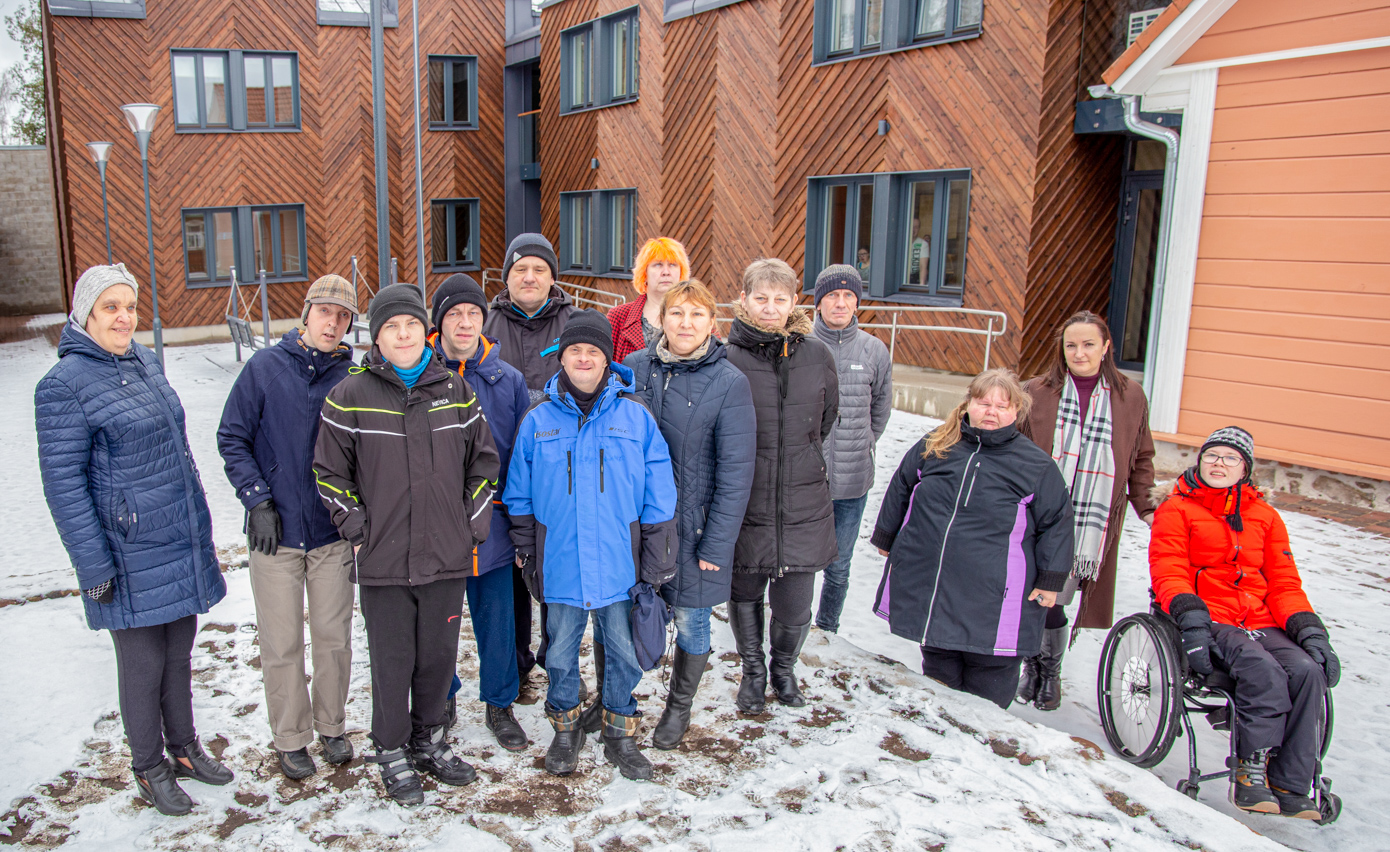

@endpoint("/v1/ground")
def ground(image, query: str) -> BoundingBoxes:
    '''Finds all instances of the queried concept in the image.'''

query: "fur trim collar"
[732,301,813,336]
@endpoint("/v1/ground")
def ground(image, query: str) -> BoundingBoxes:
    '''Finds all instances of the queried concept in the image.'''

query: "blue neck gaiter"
[391,345,433,388]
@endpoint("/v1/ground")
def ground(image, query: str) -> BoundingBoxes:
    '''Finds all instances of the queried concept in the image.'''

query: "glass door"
[1108,173,1163,370]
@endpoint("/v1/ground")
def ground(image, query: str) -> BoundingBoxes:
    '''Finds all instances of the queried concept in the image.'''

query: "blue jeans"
[447,564,520,708]
[815,494,869,633]
[672,605,713,655]
[546,600,641,716]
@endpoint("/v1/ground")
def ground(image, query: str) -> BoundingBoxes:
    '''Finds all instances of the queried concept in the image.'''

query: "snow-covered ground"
[1,327,1385,850]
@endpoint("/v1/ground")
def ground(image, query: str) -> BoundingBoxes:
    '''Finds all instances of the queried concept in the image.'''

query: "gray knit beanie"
[71,263,139,328]
[814,264,863,306]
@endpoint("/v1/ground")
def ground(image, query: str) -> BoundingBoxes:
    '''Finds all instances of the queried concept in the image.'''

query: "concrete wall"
[0,146,64,315]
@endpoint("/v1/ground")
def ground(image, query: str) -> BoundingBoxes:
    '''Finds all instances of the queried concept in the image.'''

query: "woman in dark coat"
[1016,311,1157,711]
[624,279,756,748]
[871,369,1074,710]
[36,264,231,816]
[725,258,839,714]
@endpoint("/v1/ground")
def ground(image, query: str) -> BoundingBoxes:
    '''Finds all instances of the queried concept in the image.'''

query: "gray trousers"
[248,540,354,751]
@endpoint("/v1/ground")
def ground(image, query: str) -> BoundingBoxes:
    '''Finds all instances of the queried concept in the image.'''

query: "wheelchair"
[1096,603,1341,825]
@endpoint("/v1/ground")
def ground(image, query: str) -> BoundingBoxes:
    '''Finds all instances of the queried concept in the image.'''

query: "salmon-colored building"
[1098,0,1390,508]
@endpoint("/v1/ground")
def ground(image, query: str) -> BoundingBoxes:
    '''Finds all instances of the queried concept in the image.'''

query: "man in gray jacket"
[811,265,892,633]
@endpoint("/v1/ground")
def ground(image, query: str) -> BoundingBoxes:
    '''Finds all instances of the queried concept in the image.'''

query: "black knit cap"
[1200,425,1255,477]
[814,263,863,306]
[368,283,429,343]
[502,232,559,282]
[430,273,488,330]
[557,309,614,364]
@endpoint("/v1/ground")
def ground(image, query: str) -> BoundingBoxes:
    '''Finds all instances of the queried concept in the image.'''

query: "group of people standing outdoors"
[36,233,1338,820]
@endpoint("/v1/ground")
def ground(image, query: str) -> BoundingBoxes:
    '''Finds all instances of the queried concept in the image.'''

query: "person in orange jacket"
[1150,426,1340,820]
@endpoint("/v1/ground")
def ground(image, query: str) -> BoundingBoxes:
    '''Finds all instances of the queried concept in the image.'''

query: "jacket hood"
[543,360,637,415]
[813,313,860,344]
[730,302,814,341]
[428,332,505,386]
[488,284,574,324]
[57,321,138,362]
[1171,469,1264,530]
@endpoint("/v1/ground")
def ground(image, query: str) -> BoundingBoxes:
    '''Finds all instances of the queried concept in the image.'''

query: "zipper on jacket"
[962,462,980,507]
[920,445,981,644]
[600,448,605,492]
[776,361,786,573]
[567,450,573,494]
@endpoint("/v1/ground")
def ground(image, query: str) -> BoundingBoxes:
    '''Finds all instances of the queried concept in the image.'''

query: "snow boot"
[769,619,810,707]
[444,693,458,733]
[320,733,354,765]
[602,709,653,781]
[729,600,767,714]
[167,738,234,786]
[277,747,316,780]
[1016,655,1041,705]
[368,746,424,806]
[134,759,194,816]
[409,724,477,786]
[652,647,710,750]
[1270,786,1321,820]
[579,642,606,734]
[486,703,529,751]
[1230,748,1280,814]
[545,704,586,776]
[1033,626,1068,711]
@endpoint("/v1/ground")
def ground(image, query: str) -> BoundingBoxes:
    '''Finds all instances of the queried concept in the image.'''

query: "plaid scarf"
[1050,374,1116,580]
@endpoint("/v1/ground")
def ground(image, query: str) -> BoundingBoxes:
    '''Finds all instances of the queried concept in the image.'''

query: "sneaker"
[1271,786,1321,820]
[1230,749,1280,814]
[277,747,316,780]
[319,734,354,765]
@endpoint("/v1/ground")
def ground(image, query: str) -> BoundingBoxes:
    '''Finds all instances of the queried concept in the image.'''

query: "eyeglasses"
[1201,452,1244,468]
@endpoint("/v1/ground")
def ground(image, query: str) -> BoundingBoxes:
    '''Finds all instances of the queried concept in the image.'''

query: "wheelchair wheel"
[1097,613,1183,768]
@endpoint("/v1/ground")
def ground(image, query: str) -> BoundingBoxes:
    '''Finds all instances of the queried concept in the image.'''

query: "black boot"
[409,724,477,786]
[1016,655,1041,705]
[167,738,234,786]
[729,600,767,714]
[444,694,458,732]
[602,709,653,781]
[652,647,710,750]
[368,746,424,806]
[133,759,194,816]
[579,642,606,734]
[1033,626,1068,711]
[277,747,316,780]
[544,704,586,776]
[769,619,810,707]
[1230,748,1280,814]
[486,703,529,751]
[1270,786,1321,820]
[320,733,354,765]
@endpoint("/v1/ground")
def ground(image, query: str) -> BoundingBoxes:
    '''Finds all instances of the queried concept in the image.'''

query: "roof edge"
[1102,0,1195,86]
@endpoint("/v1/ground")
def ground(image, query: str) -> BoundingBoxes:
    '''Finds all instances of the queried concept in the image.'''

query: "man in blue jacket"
[427,273,531,752]
[505,310,678,781]
[216,274,358,780]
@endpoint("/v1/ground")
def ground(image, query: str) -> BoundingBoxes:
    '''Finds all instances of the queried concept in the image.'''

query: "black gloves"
[247,500,282,557]
[84,579,114,605]
[1171,594,1215,676]
[1286,611,1341,688]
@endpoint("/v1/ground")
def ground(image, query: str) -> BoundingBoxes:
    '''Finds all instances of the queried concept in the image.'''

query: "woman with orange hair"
[606,237,692,363]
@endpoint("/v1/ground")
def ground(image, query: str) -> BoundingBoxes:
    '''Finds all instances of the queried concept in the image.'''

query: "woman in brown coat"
[1017,311,1157,710]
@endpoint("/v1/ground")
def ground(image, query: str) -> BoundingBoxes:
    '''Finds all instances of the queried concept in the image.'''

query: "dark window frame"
[427,55,480,131]
[249,204,308,281]
[812,0,981,65]
[180,207,239,286]
[316,0,399,28]
[170,49,301,134]
[47,0,145,18]
[241,52,302,129]
[559,188,636,278]
[560,7,640,115]
[181,204,308,290]
[429,198,482,272]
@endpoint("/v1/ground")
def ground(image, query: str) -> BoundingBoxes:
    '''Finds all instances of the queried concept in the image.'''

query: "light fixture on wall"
[84,141,115,264]
[878,119,889,136]
[120,103,164,364]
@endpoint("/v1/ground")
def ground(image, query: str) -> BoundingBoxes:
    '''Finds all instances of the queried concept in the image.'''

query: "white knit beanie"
[71,263,139,328]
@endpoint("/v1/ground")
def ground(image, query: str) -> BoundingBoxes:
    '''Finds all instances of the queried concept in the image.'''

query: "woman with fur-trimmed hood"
[724,258,839,715]
[605,237,692,363]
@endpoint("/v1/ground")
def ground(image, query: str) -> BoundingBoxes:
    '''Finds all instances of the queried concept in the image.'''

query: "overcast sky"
[0,0,28,74]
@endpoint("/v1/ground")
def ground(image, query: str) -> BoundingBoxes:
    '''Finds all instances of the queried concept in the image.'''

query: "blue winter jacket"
[504,362,678,610]
[36,324,226,631]
[216,330,354,552]
[433,333,532,576]
[624,338,757,608]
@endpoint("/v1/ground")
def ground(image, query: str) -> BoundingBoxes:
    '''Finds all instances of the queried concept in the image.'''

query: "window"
[428,56,478,129]
[47,0,144,18]
[181,205,307,288]
[814,0,980,63]
[171,50,300,132]
[316,0,399,27]
[560,189,636,276]
[561,8,639,113]
[806,170,971,302]
[430,199,481,271]
[1127,9,1164,46]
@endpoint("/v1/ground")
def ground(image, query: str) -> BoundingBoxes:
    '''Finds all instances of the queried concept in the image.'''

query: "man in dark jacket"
[810,265,892,634]
[427,273,531,752]
[481,232,578,678]
[314,284,500,807]
[217,274,358,780]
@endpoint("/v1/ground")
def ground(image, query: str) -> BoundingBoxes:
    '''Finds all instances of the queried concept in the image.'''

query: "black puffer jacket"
[481,284,577,394]
[869,420,1074,657]
[725,305,839,574]
[624,336,757,608]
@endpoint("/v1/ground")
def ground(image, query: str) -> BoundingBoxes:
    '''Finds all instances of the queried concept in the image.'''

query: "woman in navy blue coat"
[36,264,230,816]
[624,280,756,749]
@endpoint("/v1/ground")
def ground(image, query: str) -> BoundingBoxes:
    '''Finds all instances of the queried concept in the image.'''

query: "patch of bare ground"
[1100,786,1148,817]
[797,706,844,728]
[1071,736,1105,761]
[988,737,1042,766]
[879,732,931,762]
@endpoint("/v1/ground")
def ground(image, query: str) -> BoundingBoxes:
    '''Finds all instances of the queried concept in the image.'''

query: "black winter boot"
[1270,785,1321,820]
[769,619,810,707]
[368,746,424,806]
[1033,626,1068,711]
[579,642,606,734]
[277,747,316,780]
[167,738,234,786]
[409,724,477,786]
[652,647,710,750]
[320,733,354,765]
[133,759,194,816]
[729,600,767,714]
[1230,748,1280,814]
[486,703,529,751]
[602,709,653,781]
[1016,655,1041,704]
[544,704,586,776]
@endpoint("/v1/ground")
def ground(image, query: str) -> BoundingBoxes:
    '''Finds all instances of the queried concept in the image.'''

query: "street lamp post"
[120,103,163,364]
[84,142,115,264]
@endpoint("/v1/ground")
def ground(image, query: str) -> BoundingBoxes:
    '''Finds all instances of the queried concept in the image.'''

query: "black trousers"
[360,578,467,751]
[1212,623,1327,793]
[731,571,816,626]
[110,615,199,773]
[920,646,1022,710]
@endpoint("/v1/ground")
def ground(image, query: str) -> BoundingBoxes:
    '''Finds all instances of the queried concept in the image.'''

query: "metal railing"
[224,265,272,362]
[560,280,626,311]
